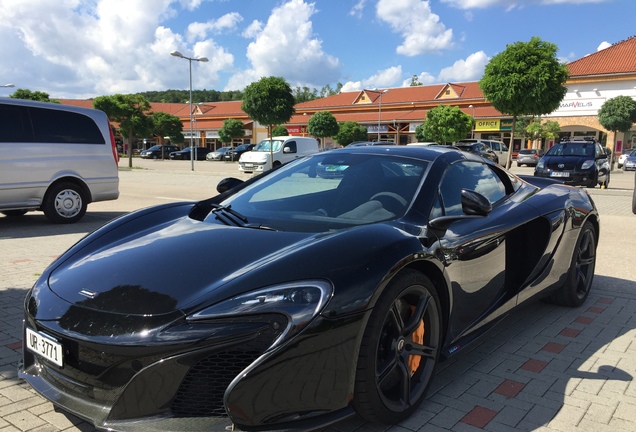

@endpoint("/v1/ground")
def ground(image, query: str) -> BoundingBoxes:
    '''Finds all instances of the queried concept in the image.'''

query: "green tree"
[242,76,296,138]
[598,96,636,159]
[414,123,433,142]
[307,111,339,149]
[419,105,473,144]
[334,121,368,146]
[151,112,184,150]
[10,88,59,103]
[218,118,245,144]
[272,125,289,136]
[293,86,319,103]
[409,75,422,86]
[94,94,153,168]
[479,37,569,168]
[525,119,560,149]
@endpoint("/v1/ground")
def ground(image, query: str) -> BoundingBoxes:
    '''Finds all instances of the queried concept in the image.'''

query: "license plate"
[550,171,570,178]
[25,327,63,367]
[243,164,254,168]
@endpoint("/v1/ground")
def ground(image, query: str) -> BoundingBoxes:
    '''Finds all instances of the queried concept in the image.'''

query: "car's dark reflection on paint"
[19,146,599,432]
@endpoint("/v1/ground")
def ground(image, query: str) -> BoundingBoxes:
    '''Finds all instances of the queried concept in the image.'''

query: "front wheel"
[42,182,87,224]
[354,270,442,424]
[548,221,597,307]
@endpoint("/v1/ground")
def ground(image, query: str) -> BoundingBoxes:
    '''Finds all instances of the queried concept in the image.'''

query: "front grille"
[171,322,284,417]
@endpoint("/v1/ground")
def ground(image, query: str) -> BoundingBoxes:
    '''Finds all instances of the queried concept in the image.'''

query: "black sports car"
[19,146,599,431]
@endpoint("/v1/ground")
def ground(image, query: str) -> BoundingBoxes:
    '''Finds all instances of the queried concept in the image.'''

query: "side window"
[29,107,105,144]
[490,141,501,151]
[0,105,32,143]
[285,141,297,153]
[437,161,507,217]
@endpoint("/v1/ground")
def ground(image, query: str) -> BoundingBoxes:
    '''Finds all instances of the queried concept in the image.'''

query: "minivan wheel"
[43,182,87,224]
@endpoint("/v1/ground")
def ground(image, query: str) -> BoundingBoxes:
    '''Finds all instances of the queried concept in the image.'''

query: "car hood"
[47,215,321,316]
[541,155,589,168]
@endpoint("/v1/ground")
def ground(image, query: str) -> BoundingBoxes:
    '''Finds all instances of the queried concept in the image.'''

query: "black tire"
[632,174,636,215]
[1,210,28,217]
[602,172,610,189]
[517,162,521,167]
[548,221,596,307]
[354,270,442,424]
[42,182,87,224]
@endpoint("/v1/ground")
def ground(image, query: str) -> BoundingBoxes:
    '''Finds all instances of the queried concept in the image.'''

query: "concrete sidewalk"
[1,159,634,432]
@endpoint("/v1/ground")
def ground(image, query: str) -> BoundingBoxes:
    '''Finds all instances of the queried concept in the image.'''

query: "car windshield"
[545,143,595,157]
[253,139,283,152]
[212,152,430,232]
[147,145,161,151]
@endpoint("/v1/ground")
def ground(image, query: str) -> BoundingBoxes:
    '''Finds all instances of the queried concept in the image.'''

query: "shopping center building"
[60,35,636,155]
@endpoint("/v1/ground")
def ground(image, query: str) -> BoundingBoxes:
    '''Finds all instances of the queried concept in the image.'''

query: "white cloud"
[225,0,340,91]
[242,20,263,38]
[186,12,243,42]
[376,0,453,56]
[0,0,237,98]
[349,0,367,17]
[437,50,489,82]
[597,41,611,51]
[341,66,403,92]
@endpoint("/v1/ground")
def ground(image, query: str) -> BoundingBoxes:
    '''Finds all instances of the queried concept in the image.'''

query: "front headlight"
[581,160,594,169]
[536,160,545,170]
[189,280,333,341]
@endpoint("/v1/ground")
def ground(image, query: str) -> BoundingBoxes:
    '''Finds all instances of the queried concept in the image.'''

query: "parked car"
[0,98,119,223]
[456,139,508,165]
[19,146,599,431]
[169,146,212,160]
[348,141,396,147]
[140,145,180,159]
[534,137,610,188]
[623,153,636,171]
[223,143,255,161]
[454,142,499,164]
[239,137,320,173]
[516,149,544,167]
[617,148,636,169]
[206,146,234,161]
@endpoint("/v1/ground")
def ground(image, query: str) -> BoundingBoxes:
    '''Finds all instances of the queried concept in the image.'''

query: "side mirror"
[461,189,492,216]
[216,177,244,194]
[283,146,292,153]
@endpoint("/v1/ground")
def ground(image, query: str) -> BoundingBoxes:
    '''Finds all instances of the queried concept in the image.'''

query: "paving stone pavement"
[1,160,634,432]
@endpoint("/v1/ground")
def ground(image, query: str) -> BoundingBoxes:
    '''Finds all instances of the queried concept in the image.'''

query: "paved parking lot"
[1,158,635,432]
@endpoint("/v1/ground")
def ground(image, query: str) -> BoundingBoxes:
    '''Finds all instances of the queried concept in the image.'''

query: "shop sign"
[409,123,422,132]
[475,119,500,131]
[500,120,513,131]
[286,126,302,134]
[366,125,389,133]
[183,131,202,139]
[545,98,606,116]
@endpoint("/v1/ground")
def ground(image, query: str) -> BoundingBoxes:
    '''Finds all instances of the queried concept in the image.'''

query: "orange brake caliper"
[407,306,425,375]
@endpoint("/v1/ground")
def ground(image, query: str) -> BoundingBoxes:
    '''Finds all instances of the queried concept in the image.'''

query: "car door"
[430,160,524,346]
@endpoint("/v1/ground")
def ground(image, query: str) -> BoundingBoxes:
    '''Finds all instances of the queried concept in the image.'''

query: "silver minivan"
[0,98,119,223]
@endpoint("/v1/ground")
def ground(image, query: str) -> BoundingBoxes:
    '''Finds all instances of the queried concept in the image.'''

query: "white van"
[456,139,508,165]
[0,98,119,223]
[238,136,319,173]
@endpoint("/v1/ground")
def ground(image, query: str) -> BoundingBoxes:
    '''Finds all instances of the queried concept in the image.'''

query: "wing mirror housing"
[216,177,244,194]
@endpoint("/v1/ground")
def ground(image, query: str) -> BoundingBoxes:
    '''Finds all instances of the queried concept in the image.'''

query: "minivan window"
[0,105,105,144]
[254,139,283,152]
[30,107,105,144]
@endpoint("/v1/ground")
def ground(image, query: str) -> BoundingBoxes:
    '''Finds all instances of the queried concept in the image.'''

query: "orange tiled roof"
[568,35,636,77]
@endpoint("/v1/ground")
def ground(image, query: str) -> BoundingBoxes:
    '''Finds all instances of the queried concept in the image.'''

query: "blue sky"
[0,0,631,99]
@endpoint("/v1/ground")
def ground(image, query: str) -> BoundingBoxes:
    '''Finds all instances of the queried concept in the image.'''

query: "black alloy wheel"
[549,221,596,307]
[354,270,442,424]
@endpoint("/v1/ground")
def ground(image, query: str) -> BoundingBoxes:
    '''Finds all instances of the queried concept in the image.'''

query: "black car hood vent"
[47,218,314,316]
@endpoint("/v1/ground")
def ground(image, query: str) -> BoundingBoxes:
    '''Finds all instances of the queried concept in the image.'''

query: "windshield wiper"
[210,204,278,231]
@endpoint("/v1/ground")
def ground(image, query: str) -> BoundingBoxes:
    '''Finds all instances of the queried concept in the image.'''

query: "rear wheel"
[42,182,87,224]
[548,221,596,307]
[354,270,442,424]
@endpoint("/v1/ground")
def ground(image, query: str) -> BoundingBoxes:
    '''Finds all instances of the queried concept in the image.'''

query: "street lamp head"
[198,57,209,63]
[170,51,184,58]
[2,83,15,88]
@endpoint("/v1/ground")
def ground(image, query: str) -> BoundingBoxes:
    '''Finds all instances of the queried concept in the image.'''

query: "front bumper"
[534,170,596,186]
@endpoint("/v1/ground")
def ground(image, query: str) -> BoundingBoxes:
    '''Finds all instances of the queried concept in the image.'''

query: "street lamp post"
[378,89,389,141]
[469,105,476,138]
[170,51,208,171]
